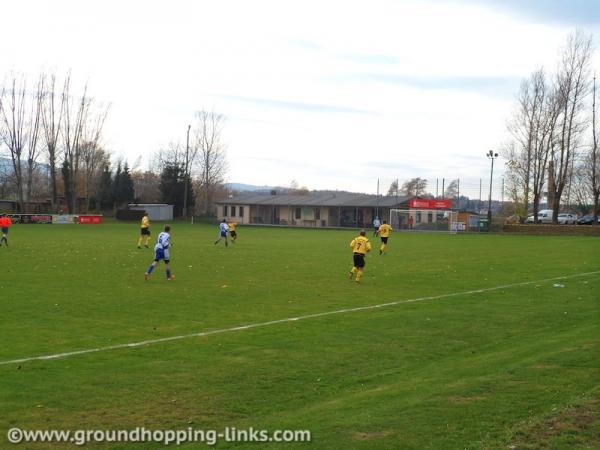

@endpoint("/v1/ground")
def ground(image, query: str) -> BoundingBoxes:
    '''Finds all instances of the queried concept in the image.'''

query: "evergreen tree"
[97,165,113,211]
[159,163,194,217]
[121,163,135,205]
[61,160,74,213]
[111,162,122,208]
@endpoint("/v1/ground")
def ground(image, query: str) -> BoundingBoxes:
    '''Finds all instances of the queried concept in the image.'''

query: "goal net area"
[389,209,461,233]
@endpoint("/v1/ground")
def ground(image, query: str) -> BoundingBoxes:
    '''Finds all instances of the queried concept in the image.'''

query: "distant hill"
[225,183,279,192]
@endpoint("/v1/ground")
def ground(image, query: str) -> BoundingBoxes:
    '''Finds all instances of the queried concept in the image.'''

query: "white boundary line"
[1,270,598,366]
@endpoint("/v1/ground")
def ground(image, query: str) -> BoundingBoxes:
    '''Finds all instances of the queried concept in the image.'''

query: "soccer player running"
[214,219,229,247]
[137,212,151,249]
[0,214,12,246]
[145,225,175,281]
[372,216,381,236]
[376,220,393,255]
[349,229,372,283]
[228,221,238,242]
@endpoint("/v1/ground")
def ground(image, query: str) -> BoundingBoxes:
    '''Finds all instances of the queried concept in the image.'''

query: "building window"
[428,211,433,223]
[239,206,244,217]
[416,211,421,223]
[223,205,228,217]
[295,207,301,219]
[231,206,236,217]
[315,208,320,220]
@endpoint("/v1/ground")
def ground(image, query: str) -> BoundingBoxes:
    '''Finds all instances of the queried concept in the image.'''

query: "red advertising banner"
[8,214,52,224]
[78,215,103,224]
[408,198,453,209]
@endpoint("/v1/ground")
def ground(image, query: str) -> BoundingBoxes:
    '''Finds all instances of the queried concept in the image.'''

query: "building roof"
[216,192,410,208]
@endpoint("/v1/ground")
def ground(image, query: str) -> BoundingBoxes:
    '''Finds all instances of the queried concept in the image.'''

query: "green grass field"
[1,222,599,449]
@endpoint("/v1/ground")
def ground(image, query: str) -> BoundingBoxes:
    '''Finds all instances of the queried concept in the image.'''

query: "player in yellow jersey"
[137,212,151,249]
[228,221,238,242]
[348,229,371,283]
[376,220,392,255]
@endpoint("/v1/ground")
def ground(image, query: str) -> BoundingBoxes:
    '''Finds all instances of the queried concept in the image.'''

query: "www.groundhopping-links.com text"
[7,427,312,446]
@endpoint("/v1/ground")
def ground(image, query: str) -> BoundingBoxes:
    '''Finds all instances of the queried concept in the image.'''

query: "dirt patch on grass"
[532,364,559,369]
[352,430,394,440]
[508,395,600,449]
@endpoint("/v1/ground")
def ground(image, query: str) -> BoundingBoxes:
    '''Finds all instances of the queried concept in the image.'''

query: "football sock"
[138,237,143,247]
[166,268,171,279]
[356,270,363,282]
[380,244,386,253]
[351,267,357,274]
[147,265,155,274]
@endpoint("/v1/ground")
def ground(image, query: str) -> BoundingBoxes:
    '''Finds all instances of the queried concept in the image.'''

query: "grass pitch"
[1,222,599,449]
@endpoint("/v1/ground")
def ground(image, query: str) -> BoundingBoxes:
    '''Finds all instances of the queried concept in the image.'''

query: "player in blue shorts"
[214,219,229,247]
[145,225,175,281]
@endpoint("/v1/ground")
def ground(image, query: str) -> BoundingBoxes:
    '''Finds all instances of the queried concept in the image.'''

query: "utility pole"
[487,150,499,223]
[376,178,380,218]
[183,124,191,218]
[479,178,482,212]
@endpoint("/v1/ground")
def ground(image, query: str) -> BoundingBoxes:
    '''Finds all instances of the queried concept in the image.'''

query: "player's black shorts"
[141,228,150,236]
[353,253,366,268]
[230,230,237,238]
[1,227,8,234]
[380,236,388,244]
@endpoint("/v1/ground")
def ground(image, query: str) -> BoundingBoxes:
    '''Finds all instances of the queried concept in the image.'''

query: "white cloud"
[1,0,597,194]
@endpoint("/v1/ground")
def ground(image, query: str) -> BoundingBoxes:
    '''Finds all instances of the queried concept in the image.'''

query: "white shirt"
[220,222,229,233]
[373,218,381,227]
[156,231,171,249]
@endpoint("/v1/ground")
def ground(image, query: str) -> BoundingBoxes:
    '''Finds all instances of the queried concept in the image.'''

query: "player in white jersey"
[214,219,229,247]
[145,225,175,281]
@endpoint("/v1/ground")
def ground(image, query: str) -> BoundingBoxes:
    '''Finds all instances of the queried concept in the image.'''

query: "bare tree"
[506,69,552,220]
[588,75,600,223]
[60,75,108,213]
[0,75,26,211]
[387,180,398,196]
[154,141,184,171]
[548,31,593,222]
[80,102,109,211]
[194,110,228,215]
[61,74,88,213]
[24,75,44,210]
[81,142,110,211]
[400,177,428,197]
[132,170,161,203]
[40,73,65,212]
[444,179,459,198]
[0,73,43,212]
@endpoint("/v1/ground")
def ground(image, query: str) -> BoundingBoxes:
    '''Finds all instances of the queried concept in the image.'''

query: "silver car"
[557,213,577,224]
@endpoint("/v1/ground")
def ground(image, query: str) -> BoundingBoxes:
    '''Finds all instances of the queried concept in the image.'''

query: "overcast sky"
[2,0,600,194]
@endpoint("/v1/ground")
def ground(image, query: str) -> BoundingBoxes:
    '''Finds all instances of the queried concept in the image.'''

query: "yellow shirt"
[141,216,150,229]
[228,222,237,231]
[378,223,392,237]
[350,236,371,254]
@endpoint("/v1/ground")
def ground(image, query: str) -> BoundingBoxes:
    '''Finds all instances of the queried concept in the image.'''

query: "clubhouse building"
[215,192,412,228]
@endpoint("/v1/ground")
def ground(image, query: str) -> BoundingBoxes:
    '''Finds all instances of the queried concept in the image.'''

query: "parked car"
[525,209,554,224]
[557,213,578,224]
[577,214,600,225]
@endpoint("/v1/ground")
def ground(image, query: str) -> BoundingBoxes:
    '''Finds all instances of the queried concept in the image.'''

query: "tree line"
[504,30,599,223]
[0,71,227,216]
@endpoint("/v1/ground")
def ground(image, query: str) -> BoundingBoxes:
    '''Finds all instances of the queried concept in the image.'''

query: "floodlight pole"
[486,150,498,224]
